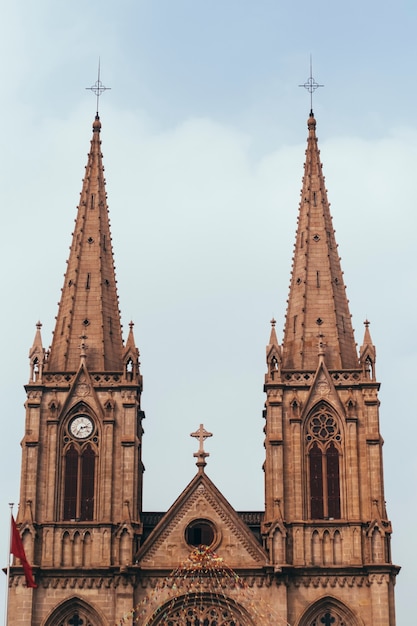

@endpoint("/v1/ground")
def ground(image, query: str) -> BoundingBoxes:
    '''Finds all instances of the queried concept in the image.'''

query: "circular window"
[306,405,341,443]
[185,519,216,548]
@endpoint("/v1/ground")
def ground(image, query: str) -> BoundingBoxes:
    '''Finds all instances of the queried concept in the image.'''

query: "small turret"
[265,318,281,383]
[123,321,141,383]
[28,321,44,383]
[360,319,376,379]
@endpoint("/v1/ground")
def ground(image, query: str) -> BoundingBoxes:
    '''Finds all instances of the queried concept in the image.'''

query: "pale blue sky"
[0,2,415,624]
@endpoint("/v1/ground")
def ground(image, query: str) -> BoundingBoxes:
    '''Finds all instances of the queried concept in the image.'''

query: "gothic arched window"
[63,443,96,521]
[306,404,342,520]
[148,594,253,626]
[44,599,103,626]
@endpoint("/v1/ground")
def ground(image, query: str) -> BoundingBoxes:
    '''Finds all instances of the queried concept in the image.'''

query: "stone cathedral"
[7,108,399,626]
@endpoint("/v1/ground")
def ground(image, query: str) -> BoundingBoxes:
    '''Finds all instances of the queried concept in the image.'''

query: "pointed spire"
[362,318,373,348]
[360,319,376,379]
[29,321,45,382]
[268,317,279,348]
[265,317,281,376]
[125,321,137,352]
[47,116,124,372]
[282,113,358,370]
[122,321,141,382]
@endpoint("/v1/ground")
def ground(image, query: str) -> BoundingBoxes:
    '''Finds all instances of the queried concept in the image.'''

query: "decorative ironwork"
[85,59,111,114]
[299,56,324,113]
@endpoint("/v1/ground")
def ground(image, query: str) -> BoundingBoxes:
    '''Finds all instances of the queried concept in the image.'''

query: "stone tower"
[8,114,144,626]
[262,111,399,625]
[7,108,399,626]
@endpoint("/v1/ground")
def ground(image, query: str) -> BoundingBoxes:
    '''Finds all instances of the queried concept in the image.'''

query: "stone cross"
[191,424,213,471]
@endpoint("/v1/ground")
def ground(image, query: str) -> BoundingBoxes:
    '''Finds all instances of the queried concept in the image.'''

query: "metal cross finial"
[191,424,213,471]
[298,56,324,114]
[86,59,111,115]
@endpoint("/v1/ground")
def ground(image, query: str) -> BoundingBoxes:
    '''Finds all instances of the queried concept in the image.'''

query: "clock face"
[69,415,94,439]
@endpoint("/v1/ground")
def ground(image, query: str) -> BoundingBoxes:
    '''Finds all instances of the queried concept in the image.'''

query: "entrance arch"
[297,596,362,626]
[43,596,107,626]
[146,592,255,626]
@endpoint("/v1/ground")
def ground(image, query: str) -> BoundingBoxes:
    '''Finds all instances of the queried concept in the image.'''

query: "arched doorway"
[147,592,254,626]
[298,597,361,626]
[43,597,106,626]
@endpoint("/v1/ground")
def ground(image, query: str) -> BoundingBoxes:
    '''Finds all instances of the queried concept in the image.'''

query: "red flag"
[10,516,37,588]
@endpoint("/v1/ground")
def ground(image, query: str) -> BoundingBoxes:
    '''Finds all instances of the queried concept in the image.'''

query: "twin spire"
[40,104,365,375]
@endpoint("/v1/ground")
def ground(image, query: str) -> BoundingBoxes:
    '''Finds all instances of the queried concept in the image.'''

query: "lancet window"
[306,403,341,519]
[63,443,96,521]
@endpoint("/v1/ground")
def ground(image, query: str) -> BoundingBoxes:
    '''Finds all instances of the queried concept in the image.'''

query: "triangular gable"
[138,472,267,571]
[301,360,347,422]
[56,362,104,423]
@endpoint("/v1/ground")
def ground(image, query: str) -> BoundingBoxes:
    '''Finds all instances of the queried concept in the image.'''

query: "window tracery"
[311,612,346,626]
[148,594,252,626]
[306,404,342,519]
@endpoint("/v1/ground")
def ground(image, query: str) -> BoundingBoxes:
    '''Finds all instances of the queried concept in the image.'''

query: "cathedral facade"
[7,110,399,625]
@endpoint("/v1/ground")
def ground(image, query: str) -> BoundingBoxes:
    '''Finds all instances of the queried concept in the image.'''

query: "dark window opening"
[326,443,341,519]
[63,444,78,520]
[185,520,215,547]
[309,442,324,519]
[63,443,96,521]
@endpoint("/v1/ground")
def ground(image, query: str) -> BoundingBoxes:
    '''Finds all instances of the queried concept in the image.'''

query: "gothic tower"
[262,111,399,625]
[8,105,399,626]
[8,114,144,626]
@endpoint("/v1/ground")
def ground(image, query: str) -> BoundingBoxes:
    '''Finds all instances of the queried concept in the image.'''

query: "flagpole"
[4,503,14,626]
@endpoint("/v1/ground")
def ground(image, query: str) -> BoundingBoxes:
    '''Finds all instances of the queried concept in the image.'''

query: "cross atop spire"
[298,56,324,115]
[86,59,111,115]
[191,424,213,472]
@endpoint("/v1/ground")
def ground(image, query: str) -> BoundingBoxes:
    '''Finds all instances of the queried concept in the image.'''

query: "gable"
[138,475,267,571]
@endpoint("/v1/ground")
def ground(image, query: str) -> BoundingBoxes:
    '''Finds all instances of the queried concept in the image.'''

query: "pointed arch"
[21,528,34,564]
[31,356,40,382]
[73,531,82,568]
[63,444,78,520]
[83,531,92,567]
[80,444,95,520]
[43,596,107,626]
[309,442,324,519]
[146,593,255,626]
[311,530,321,566]
[323,530,332,565]
[62,441,97,521]
[297,595,362,626]
[326,442,341,518]
[61,531,71,566]
[333,530,342,565]
[371,527,384,563]
[119,527,132,567]
[306,402,342,520]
